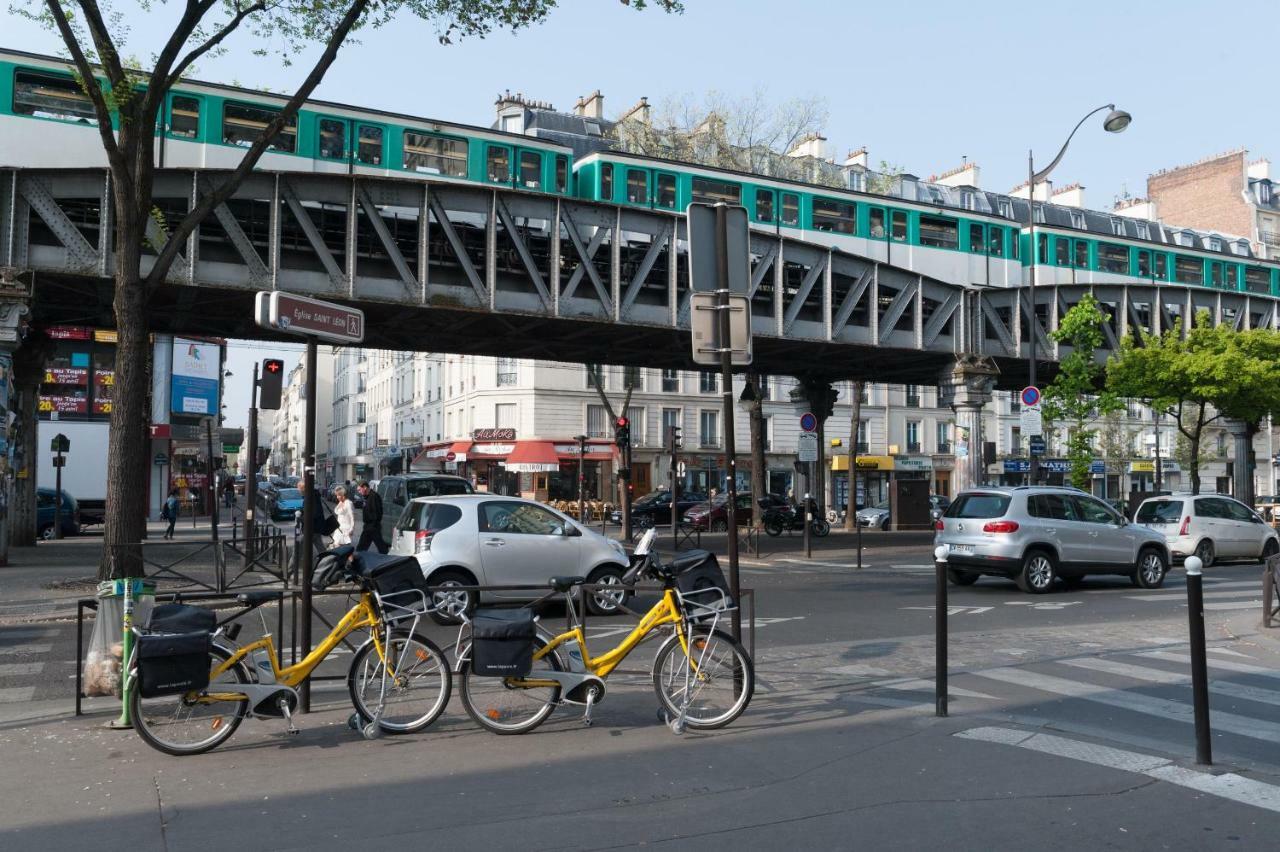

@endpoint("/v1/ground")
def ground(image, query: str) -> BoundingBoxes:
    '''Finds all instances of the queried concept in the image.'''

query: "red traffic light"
[264,359,283,374]
[615,416,628,428]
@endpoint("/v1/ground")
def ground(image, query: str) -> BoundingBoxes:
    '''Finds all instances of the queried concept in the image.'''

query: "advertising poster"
[170,337,220,415]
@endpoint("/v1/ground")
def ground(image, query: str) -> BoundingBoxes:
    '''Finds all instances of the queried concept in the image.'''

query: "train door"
[624,167,650,206]
[316,115,350,172]
[160,92,203,167]
[515,147,544,190]
[654,171,678,211]
[353,122,385,169]
[865,204,889,263]
[485,142,514,186]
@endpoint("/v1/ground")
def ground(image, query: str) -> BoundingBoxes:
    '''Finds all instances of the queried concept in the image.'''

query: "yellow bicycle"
[457,529,754,735]
[129,548,450,756]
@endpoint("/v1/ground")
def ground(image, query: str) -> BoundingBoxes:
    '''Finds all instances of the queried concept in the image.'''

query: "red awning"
[554,440,615,461]
[502,441,561,473]
[410,440,472,469]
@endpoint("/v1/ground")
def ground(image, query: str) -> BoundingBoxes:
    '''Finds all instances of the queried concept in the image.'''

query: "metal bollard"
[1184,555,1212,765]
[934,544,949,718]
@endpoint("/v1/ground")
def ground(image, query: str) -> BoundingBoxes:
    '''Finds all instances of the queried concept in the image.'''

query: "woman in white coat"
[332,485,356,546]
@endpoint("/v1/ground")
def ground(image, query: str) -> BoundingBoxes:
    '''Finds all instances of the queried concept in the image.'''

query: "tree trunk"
[845,381,862,532]
[100,206,151,580]
[9,339,50,547]
[746,374,765,529]
[1188,433,1202,496]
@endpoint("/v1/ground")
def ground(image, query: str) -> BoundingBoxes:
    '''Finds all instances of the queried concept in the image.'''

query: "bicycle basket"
[470,608,535,677]
[673,552,735,622]
[136,631,212,698]
[147,603,216,635]
[356,553,428,598]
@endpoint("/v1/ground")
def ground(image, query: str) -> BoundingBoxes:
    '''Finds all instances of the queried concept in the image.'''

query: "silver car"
[389,494,632,623]
[934,486,1169,594]
[1134,493,1279,566]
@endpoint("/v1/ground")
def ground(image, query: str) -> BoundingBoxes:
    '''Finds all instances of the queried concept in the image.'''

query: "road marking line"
[1061,657,1280,708]
[0,644,53,656]
[870,678,999,700]
[1142,651,1279,677]
[824,664,896,678]
[957,725,1280,814]
[1208,647,1257,658]
[0,628,58,642]
[974,666,1280,742]
[0,663,42,676]
[901,605,992,615]
[1127,588,1264,601]
[0,686,36,703]
[1203,601,1263,611]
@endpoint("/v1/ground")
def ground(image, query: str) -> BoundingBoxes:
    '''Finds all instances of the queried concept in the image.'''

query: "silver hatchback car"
[934,486,1169,593]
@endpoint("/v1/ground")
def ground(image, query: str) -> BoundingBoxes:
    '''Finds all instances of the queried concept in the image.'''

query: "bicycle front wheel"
[348,631,451,734]
[652,629,754,730]
[130,644,250,756]
[459,636,562,735]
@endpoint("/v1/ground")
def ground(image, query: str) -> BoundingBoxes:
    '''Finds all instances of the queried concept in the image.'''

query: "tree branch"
[43,0,125,172]
[164,2,268,92]
[140,0,218,125]
[74,0,125,87]
[145,0,371,289]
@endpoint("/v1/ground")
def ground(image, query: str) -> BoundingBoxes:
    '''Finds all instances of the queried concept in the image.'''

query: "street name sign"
[1020,404,1043,436]
[255,292,365,344]
[798,432,819,462]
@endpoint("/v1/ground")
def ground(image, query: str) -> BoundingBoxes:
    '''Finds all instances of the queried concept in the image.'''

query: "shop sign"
[38,395,87,414]
[473,428,516,441]
[932,457,955,471]
[894,456,932,472]
[47,326,91,340]
[94,329,118,343]
[45,367,89,385]
[855,456,894,471]
[171,337,220,415]
[470,443,514,456]
[1129,460,1180,474]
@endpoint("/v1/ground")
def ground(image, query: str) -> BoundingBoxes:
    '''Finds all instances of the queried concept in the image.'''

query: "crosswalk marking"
[0,662,43,676]
[1141,651,1280,677]
[0,643,52,656]
[0,628,57,642]
[974,666,1280,742]
[1060,657,1280,708]
[869,678,998,700]
[0,686,35,703]
[1127,588,1265,601]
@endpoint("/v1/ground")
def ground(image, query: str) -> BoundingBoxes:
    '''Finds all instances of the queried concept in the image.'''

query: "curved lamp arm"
[1032,104,1115,184]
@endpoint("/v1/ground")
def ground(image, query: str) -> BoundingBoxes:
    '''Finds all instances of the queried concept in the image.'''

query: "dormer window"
[1260,181,1273,205]
[1111,218,1126,236]
[1208,236,1221,252]
[961,189,975,210]
[1069,210,1085,229]
[1135,222,1150,240]
[997,198,1013,219]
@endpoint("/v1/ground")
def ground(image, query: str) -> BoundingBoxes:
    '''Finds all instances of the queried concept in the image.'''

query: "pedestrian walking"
[332,485,355,546]
[356,480,389,554]
[161,488,179,539]
[222,475,235,509]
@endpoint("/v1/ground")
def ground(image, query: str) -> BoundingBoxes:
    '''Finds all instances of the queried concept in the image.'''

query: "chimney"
[1249,158,1271,181]
[787,133,828,160]
[933,161,981,189]
[618,96,650,125]
[1009,179,1052,202]
[575,90,604,119]
[844,147,868,169]
[1051,182,1086,208]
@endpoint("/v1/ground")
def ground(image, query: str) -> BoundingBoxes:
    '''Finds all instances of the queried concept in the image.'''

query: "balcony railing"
[907,442,921,454]
[936,442,951,454]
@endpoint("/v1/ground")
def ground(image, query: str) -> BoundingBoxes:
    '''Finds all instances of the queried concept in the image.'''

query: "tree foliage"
[23,0,681,577]
[1041,294,1120,489]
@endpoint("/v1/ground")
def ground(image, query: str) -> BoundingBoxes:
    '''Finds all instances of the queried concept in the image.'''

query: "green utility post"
[111,579,136,729]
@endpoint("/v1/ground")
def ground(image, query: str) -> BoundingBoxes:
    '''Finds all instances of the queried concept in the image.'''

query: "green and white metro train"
[4,46,1279,299]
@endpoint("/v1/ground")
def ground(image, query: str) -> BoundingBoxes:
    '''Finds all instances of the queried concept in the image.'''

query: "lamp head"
[1103,107,1132,133]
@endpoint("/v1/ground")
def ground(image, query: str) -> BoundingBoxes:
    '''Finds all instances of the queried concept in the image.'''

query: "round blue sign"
[799,412,817,433]
[1021,386,1041,407]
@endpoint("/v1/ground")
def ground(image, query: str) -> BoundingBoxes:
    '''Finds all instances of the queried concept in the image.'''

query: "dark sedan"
[615,490,708,527]
[684,493,788,532]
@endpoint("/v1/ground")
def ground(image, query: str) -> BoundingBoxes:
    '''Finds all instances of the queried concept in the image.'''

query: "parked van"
[376,474,474,542]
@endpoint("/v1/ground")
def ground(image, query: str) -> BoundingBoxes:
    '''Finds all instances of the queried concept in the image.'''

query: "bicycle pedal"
[279,698,298,735]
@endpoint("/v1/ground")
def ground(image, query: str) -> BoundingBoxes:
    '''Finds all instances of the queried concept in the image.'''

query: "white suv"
[389,494,632,623]
[1134,494,1280,566]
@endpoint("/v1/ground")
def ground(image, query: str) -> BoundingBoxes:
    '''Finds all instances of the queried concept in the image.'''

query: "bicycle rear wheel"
[348,631,451,734]
[652,629,753,730]
[130,644,250,756]
[459,636,562,735]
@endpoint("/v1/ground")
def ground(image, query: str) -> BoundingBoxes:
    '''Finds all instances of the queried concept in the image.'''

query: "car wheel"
[1131,547,1167,589]
[427,569,478,626]
[946,568,979,586]
[585,565,631,616]
[764,518,784,537]
[1193,539,1215,568]
[1262,538,1279,562]
[1015,549,1056,594]
[710,519,728,533]
[39,524,54,541]
[635,514,654,531]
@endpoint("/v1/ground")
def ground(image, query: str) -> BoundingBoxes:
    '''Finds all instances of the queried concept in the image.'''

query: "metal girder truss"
[3,167,1278,375]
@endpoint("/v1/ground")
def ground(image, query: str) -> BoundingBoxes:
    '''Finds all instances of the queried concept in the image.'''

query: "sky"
[7,0,1277,427]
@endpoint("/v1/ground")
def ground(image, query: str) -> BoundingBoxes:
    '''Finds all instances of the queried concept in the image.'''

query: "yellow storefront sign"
[1130,461,1155,473]
[832,455,894,472]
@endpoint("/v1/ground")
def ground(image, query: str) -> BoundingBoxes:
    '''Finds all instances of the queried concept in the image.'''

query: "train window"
[626,169,648,204]
[657,174,677,209]
[968,224,984,253]
[781,193,799,226]
[318,119,346,160]
[222,102,296,152]
[600,164,614,200]
[868,207,886,238]
[890,210,907,241]
[356,125,382,165]
[402,131,467,177]
[1246,266,1270,293]
[13,71,98,125]
[1055,237,1069,266]
[1010,231,1019,260]
[1098,243,1128,274]
[1174,255,1203,285]
[1208,262,1221,287]
[812,199,855,234]
[1074,240,1089,268]
[487,146,511,183]
[169,95,199,139]
[555,156,569,193]
[988,227,1005,258]
[1037,234,1048,263]
[918,215,958,249]
[1137,250,1151,278]
[755,190,774,223]
[1154,253,1167,280]
[520,151,541,189]
[692,177,741,205]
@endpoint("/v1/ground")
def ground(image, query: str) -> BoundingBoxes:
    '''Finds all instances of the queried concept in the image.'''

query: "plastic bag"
[82,580,155,698]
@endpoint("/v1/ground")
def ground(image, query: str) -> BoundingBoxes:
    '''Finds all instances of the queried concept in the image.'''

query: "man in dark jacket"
[356,481,389,554]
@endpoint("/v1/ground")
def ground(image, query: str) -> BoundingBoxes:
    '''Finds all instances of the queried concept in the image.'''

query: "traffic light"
[668,425,682,452]
[614,416,630,449]
[259,358,284,410]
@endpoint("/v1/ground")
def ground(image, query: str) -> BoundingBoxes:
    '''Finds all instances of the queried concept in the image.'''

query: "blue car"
[36,487,79,539]
[269,487,305,521]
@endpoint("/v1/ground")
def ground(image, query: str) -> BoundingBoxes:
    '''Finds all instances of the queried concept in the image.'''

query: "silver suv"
[934,486,1169,594]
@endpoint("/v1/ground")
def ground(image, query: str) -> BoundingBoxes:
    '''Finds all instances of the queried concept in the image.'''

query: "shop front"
[1129,460,1181,494]
[832,455,894,511]
[932,456,954,497]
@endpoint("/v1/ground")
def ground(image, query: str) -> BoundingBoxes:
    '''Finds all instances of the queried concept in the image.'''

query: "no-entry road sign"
[256,292,365,344]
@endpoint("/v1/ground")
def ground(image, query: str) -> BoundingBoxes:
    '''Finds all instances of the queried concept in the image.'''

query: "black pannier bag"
[137,631,212,698]
[147,603,217,635]
[673,551,735,612]
[359,553,429,598]
[470,608,535,677]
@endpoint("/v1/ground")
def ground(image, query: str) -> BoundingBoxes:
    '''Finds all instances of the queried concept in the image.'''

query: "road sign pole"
[53,450,63,540]
[299,337,317,713]
[245,361,258,555]
[206,418,219,542]
[670,427,679,550]
[714,204,743,644]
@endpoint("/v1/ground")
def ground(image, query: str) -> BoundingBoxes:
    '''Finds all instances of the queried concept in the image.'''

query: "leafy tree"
[1097,412,1137,481]
[1041,294,1121,489]
[23,0,681,578]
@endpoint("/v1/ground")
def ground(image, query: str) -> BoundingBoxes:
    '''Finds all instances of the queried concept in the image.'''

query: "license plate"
[949,544,974,554]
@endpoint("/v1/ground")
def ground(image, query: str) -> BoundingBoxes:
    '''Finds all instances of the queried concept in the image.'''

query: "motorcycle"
[763,500,830,538]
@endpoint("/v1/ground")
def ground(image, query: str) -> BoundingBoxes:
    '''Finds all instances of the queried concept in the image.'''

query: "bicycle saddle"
[236,590,278,606]
[548,576,586,592]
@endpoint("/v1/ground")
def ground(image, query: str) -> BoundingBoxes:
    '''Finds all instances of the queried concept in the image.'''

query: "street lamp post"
[1026,104,1131,485]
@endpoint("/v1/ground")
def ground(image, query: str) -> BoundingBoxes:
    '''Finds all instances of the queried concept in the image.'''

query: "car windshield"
[1135,499,1183,524]
[945,493,1012,519]
[407,479,471,499]
[874,499,890,510]
[276,489,301,500]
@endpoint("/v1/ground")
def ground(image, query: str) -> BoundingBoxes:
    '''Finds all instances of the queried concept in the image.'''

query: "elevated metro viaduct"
[4,167,1279,491]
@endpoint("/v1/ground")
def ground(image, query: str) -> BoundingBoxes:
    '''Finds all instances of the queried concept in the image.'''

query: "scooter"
[763,500,830,538]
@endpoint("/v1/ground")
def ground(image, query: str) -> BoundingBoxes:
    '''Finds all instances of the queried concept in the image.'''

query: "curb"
[1222,610,1280,653]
